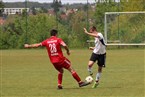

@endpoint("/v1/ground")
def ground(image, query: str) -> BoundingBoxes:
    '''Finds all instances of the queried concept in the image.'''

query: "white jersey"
[93,33,106,54]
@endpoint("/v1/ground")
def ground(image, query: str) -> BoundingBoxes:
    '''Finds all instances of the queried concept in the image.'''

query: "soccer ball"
[85,76,93,83]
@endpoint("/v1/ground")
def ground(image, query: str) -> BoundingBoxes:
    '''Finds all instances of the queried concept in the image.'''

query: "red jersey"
[41,36,66,63]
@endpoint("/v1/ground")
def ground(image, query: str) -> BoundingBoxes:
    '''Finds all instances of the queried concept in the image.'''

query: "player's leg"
[92,54,106,88]
[62,58,82,83]
[88,61,95,75]
[57,68,64,89]
[67,67,81,82]
[96,53,106,82]
[63,58,90,87]
[67,66,90,87]
[53,63,64,89]
[96,66,102,82]
[92,66,102,88]
[88,53,98,75]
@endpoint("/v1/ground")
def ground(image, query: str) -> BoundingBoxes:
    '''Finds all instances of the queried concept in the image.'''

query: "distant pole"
[86,0,89,30]
[104,13,107,43]
[56,12,58,29]
[53,0,59,30]
[25,0,28,43]
[117,1,120,43]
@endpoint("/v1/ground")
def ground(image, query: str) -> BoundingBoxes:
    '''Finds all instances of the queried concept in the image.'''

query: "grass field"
[0,49,145,97]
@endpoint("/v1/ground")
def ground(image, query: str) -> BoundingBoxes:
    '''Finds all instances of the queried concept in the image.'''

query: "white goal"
[104,11,145,46]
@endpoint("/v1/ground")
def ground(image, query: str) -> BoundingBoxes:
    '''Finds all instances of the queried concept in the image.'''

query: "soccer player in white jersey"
[83,26,106,88]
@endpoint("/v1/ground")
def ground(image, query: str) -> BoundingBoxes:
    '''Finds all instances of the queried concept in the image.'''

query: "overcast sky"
[3,0,96,4]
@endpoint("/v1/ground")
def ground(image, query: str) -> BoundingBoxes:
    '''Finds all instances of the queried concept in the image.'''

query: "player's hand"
[67,51,70,56]
[89,47,94,50]
[83,28,88,34]
[24,44,29,48]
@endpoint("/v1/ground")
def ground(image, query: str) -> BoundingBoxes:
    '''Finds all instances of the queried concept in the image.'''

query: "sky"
[3,0,96,4]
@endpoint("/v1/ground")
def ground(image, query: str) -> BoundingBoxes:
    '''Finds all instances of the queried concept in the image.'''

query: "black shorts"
[90,53,106,67]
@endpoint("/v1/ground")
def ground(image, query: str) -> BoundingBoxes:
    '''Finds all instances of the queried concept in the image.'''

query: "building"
[3,8,30,15]
[95,0,128,3]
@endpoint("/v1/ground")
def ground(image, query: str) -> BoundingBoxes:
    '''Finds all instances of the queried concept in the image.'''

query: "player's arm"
[24,43,42,48]
[60,40,70,55]
[63,45,70,55]
[83,28,99,38]
[89,47,95,50]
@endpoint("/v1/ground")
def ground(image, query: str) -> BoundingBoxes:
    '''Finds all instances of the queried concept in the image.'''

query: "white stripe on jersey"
[61,41,66,46]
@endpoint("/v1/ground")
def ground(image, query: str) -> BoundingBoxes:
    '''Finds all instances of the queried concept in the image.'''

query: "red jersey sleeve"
[58,38,66,46]
[41,40,47,46]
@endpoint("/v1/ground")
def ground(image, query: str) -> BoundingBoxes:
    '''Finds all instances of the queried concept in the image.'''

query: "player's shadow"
[63,86,121,89]
[98,86,121,88]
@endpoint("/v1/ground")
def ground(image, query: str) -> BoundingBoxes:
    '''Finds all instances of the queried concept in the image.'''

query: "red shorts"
[53,58,71,71]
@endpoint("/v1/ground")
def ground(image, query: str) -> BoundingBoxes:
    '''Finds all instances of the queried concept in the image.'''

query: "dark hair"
[91,26,97,31]
[50,29,58,36]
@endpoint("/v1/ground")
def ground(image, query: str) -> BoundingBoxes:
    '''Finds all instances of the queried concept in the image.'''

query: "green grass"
[0,49,145,97]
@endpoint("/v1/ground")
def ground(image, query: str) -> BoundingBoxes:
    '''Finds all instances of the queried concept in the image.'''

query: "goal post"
[104,11,145,46]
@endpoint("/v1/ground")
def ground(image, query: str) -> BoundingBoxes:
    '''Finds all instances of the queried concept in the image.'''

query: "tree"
[51,0,62,29]
[40,7,48,13]
[0,1,4,16]
[108,1,145,43]
[31,6,37,15]
[120,0,144,11]
[51,0,62,13]
[94,1,118,32]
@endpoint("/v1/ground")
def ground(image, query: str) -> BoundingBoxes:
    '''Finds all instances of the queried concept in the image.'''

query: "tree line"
[0,0,145,49]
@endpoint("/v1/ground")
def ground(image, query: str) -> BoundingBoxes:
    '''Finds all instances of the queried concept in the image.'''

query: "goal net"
[104,11,145,46]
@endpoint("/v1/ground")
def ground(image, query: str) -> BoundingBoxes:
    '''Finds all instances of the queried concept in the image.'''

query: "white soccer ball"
[85,76,93,83]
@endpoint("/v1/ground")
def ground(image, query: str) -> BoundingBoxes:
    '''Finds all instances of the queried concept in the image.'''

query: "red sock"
[72,71,81,83]
[58,73,63,85]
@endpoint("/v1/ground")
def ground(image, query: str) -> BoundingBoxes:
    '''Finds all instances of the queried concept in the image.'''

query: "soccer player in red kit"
[24,29,90,89]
